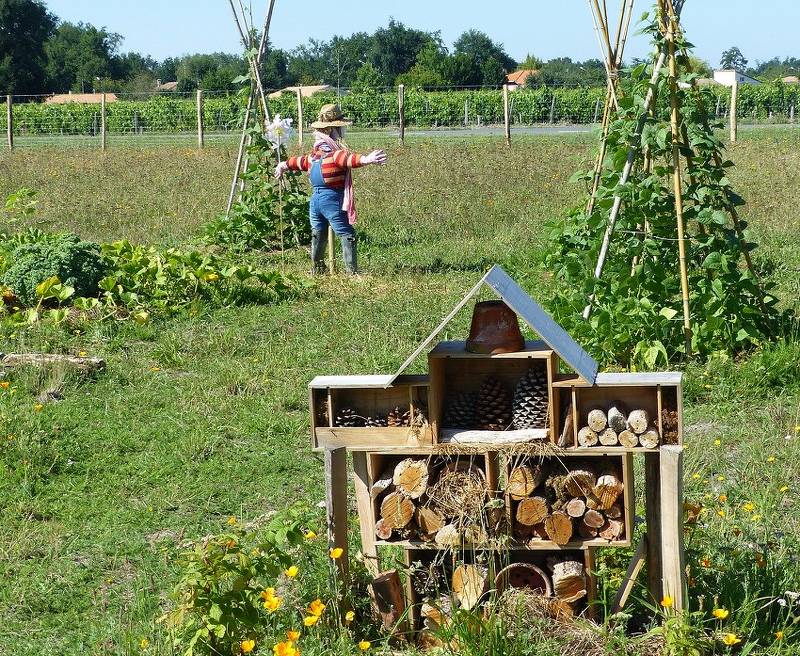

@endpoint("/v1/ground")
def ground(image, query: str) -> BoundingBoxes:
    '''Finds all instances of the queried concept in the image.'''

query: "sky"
[43,0,799,68]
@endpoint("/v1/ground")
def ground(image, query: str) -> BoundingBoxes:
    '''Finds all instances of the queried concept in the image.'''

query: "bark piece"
[434,524,461,547]
[552,560,587,602]
[516,496,550,526]
[371,467,395,499]
[452,564,487,610]
[566,497,587,518]
[544,511,574,545]
[627,409,650,435]
[1,352,105,373]
[578,426,598,447]
[607,401,628,433]
[393,458,429,499]
[563,469,597,497]
[507,464,543,501]
[587,408,608,432]
[598,427,619,446]
[374,518,393,541]
[368,570,406,632]
[415,506,445,536]
[600,519,625,541]
[593,471,624,510]
[380,492,415,530]
[640,427,660,449]
[618,430,639,448]
[558,402,574,448]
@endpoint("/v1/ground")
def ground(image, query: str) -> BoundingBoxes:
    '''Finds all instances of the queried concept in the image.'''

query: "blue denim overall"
[308,156,357,273]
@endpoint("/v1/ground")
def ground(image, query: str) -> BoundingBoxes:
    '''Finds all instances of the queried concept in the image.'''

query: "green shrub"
[2,233,106,306]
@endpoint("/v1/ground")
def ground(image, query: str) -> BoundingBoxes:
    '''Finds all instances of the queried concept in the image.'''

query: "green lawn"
[0,130,799,655]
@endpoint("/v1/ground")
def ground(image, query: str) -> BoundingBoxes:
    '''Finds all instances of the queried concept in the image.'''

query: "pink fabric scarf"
[312,130,357,224]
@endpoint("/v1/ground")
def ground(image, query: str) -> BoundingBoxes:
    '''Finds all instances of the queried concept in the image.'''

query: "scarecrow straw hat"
[310,103,352,128]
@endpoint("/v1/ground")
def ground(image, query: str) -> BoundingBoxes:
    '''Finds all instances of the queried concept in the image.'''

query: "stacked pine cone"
[476,377,512,431]
[512,367,549,429]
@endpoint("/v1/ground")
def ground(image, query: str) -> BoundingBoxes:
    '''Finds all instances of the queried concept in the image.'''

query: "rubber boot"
[341,234,358,275]
[310,231,327,274]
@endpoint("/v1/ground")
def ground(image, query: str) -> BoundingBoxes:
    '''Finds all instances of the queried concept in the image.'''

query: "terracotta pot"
[465,300,524,354]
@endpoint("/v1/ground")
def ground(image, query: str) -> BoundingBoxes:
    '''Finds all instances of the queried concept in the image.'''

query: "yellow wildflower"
[742,502,755,512]
[718,494,728,503]
[767,456,776,463]
[304,530,317,540]
[140,638,149,650]
[263,595,282,612]
[714,439,721,446]
[700,557,711,568]
[329,547,344,560]
[717,510,726,518]
[779,485,789,493]
[775,631,784,640]
[241,639,256,654]
[273,641,298,656]
[34,403,43,412]
[752,514,762,522]
[308,599,326,617]
[227,516,237,525]
[150,366,160,372]
[692,473,701,479]
[717,475,725,481]
[286,630,300,641]
[358,641,371,651]
[713,608,730,620]
[260,588,276,601]
[79,351,88,357]
[284,565,299,578]
[345,610,355,623]
[705,384,712,390]
[721,633,741,646]
[303,615,319,627]
[0,381,10,390]
[661,596,674,609]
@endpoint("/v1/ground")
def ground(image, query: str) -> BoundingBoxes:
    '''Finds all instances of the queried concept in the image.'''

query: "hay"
[426,463,487,521]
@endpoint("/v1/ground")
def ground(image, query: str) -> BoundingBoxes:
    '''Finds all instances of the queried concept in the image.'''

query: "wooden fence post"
[549,94,557,124]
[644,453,662,604]
[398,84,405,145]
[729,78,738,143]
[593,97,601,123]
[296,86,304,147]
[464,98,469,126]
[324,447,349,596]
[659,446,686,612]
[6,95,12,150]
[196,89,205,148]
[100,92,107,151]
[503,84,511,146]
[790,103,795,124]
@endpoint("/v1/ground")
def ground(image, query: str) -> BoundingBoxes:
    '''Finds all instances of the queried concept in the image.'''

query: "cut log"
[371,467,395,499]
[421,595,452,630]
[544,511,574,545]
[577,427,598,447]
[552,560,587,602]
[558,403,574,448]
[598,428,619,446]
[380,492,415,530]
[368,570,406,632]
[563,469,597,497]
[593,471,624,510]
[608,401,628,433]
[507,465,543,501]
[606,502,623,519]
[585,493,601,510]
[587,408,608,432]
[640,427,660,449]
[583,509,605,529]
[393,458,429,499]
[627,409,650,435]
[452,564,487,610]
[578,521,599,539]
[618,430,639,448]
[434,523,461,547]
[1,352,105,373]
[530,523,549,541]
[374,518,393,540]
[599,519,625,541]
[516,496,550,526]
[415,506,445,536]
[566,497,587,518]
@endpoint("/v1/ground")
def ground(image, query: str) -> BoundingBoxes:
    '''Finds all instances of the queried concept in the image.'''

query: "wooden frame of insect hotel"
[309,266,686,637]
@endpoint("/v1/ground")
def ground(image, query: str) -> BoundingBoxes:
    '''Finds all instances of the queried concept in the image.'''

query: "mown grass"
[0,129,799,655]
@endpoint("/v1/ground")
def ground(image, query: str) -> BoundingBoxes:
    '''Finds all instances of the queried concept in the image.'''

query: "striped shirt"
[286,147,365,190]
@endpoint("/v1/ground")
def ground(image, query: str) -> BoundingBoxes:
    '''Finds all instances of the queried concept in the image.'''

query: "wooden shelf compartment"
[571,385,661,450]
[310,375,432,450]
[429,341,558,443]
[658,384,683,446]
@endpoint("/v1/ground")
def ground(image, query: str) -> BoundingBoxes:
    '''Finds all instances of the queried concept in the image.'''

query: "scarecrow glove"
[274,161,289,179]
[363,150,388,166]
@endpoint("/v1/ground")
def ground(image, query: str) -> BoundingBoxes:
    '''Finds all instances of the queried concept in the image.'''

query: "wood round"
[494,563,553,597]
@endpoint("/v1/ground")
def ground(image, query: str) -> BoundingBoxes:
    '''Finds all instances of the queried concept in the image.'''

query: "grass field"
[0,130,799,655]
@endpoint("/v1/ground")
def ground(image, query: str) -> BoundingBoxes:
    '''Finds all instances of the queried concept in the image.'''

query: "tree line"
[1,0,798,97]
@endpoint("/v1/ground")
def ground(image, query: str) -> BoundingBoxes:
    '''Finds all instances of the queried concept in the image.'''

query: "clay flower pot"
[465,300,524,354]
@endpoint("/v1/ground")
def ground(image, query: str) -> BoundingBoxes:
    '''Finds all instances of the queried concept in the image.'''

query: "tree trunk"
[565,497,587,518]
[507,464,543,500]
[516,496,550,526]
[593,470,624,510]
[563,469,597,497]
[1,352,105,373]
[578,427,598,447]
[544,511,574,545]
[393,458,430,499]
[600,518,625,541]
[583,509,606,529]
[380,492,415,529]
[374,518,393,540]
[627,409,650,435]
[415,506,445,536]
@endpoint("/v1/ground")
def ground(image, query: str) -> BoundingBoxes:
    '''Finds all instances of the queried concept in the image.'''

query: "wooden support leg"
[611,536,648,614]
[584,547,598,621]
[352,452,379,577]
[325,447,349,594]
[644,452,662,604]
[659,445,686,612]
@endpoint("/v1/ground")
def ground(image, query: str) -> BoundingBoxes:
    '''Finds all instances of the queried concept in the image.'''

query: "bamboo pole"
[6,95,12,150]
[663,0,693,355]
[327,227,335,273]
[226,93,254,216]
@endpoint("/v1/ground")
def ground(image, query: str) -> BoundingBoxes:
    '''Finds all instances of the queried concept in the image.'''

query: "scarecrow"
[275,104,387,274]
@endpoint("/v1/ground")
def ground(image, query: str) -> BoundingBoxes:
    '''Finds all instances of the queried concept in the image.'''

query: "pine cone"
[512,367,549,429]
[335,407,365,427]
[365,414,388,427]
[476,377,512,431]
[387,406,411,427]
[444,392,477,428]
[317,399,330,426]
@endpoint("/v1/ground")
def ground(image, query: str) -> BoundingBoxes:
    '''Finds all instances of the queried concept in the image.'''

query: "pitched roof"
[268,85,332,99]
[782,75,800,84]
[45,93,118,104]
[506,70,537,85]
[156,81,179,91]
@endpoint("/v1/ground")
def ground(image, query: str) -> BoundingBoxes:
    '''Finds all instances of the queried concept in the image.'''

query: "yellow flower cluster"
[260,588,283,613]
[273,641,299,656]
[304,599,326,626]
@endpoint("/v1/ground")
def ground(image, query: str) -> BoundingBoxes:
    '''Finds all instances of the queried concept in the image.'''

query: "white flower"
[266,115,295,149]
[777,598,788,607]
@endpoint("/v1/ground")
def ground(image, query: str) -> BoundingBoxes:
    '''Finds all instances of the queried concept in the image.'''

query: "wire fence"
[1,83,798,148]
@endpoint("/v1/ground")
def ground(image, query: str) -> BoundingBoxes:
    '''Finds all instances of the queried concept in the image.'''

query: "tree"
[686,55,712,78]
[367,19,439,84]
[749,57,800,81]
[720,46,747,71]
[396,42,448,88]
[453,30,516,74]
[260,47,290,90]
[45,22,123,92]
[351,62,383,93]
[175,53,247,92]
[532,58,606,87]
[441,52,482,87]
[519,53,543,71]
[156,57,179,82]
[0,0,56,93]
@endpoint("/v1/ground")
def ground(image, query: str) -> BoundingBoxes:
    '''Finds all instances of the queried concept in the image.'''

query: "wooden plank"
[428,356,444,444]
[585,548,598,621]
[309,387,318,449]
[440,428,548,444]
[659,445,686,611]
[484,266,599,384]
[657,385,664,437]
[644,452,662,604]
[325,447,349,592]
[622,452,635,544]
[611,536,648,613]
[546,351,557,442]
[595,372,682,386]
[571,386,579,447]
[374,537,631,550]
[315,427,434,451]
[309,374,429,389]
[352,452,379,577]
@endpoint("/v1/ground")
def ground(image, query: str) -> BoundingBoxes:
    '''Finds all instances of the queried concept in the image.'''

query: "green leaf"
[659,307,678,320]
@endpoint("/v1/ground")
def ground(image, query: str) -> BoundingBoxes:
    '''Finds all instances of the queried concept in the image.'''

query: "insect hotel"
[309,266,686,636]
